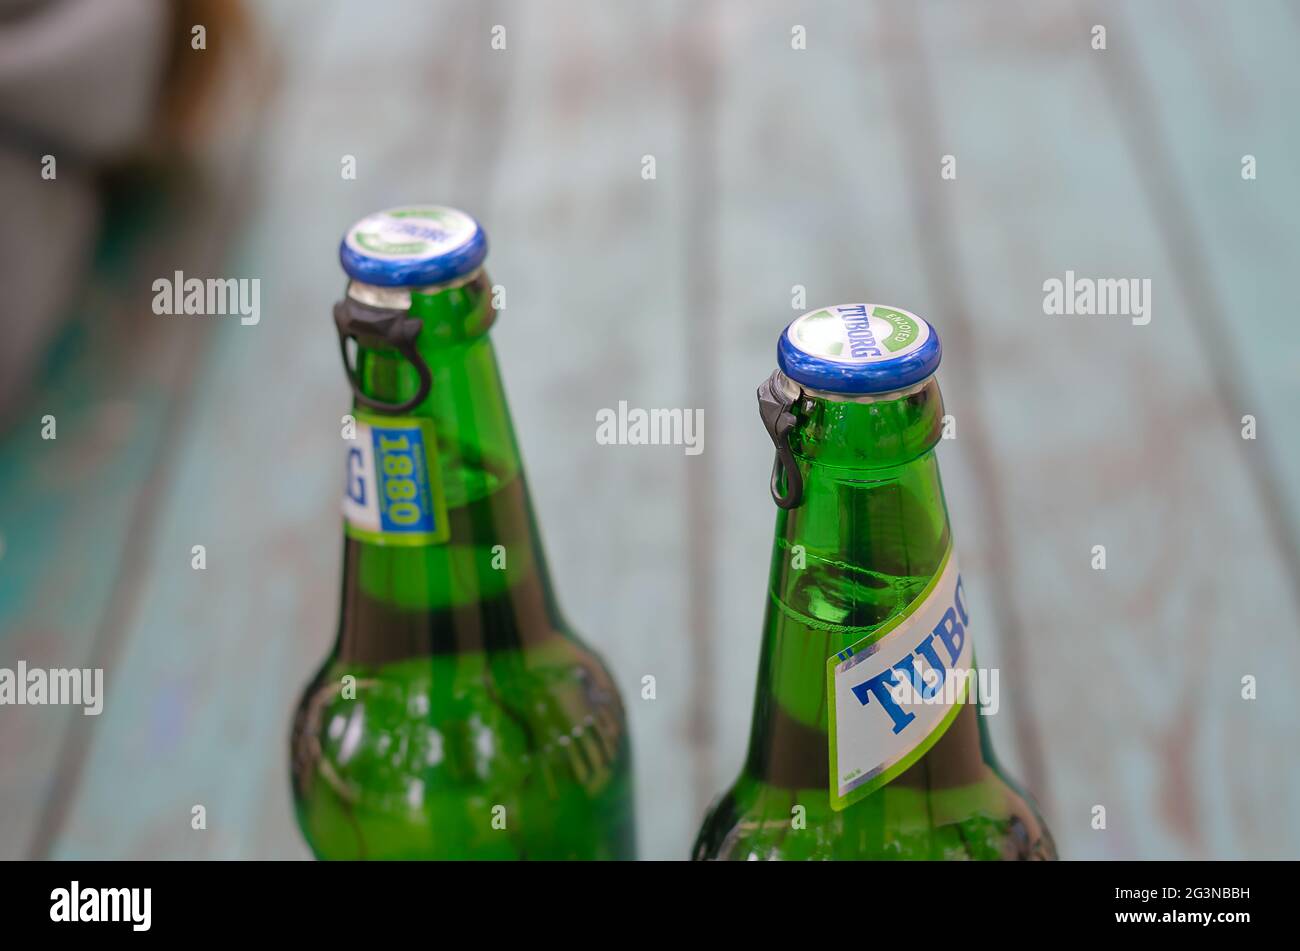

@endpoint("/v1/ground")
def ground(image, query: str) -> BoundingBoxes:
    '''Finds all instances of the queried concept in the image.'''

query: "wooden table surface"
[1,0,1297,860]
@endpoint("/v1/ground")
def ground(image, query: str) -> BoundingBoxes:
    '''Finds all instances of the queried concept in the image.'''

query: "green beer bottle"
[694,304,1055,860]
[291,206,635,860]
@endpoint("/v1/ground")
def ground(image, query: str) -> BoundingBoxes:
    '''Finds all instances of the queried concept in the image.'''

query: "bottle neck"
[778,376,952,583]
[745,377,958,787]
[335,273,562,662]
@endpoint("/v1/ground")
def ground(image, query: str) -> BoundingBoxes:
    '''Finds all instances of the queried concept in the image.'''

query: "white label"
[828,549,973,810]
[342,423,380,533]
[345,206,477,261]
[341,414,448,545]
[787,303,930,365]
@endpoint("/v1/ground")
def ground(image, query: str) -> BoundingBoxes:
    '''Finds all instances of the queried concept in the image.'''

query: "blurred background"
[1,0,1297,860]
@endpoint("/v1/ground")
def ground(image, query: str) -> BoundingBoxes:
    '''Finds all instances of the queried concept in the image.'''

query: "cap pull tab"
[757,371,804,510]
[333,297,433,415]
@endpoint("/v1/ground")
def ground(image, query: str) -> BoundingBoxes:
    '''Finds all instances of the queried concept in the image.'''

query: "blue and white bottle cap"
[777,303,942,395]
[339,205,488,287]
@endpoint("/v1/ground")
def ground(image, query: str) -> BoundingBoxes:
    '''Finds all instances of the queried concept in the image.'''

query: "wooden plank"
[475,0,698,860]
[1103,0,1300,857]
[48,0,700,859]
[893,0,1300,858]
[1109,0,1300,594]
[36,0,376,859]
[0,296,193,860]
[0,4,284,857]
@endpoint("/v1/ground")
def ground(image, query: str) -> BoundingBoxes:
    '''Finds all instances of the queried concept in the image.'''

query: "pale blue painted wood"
[1111,0,1300,855]
[0,321,181,859]
[1114,0,1300,569]
[39,0,391,859]
[49,0,701,859]
[481,1,700,859]
[904,0,1300,858]
[8,0,1297,861]
[0,0,321,860]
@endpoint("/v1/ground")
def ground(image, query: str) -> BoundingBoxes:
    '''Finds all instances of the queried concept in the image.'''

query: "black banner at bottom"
[0,859,1281,936]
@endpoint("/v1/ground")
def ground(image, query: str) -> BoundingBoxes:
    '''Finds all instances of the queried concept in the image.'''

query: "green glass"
[693,376,1055,860]
[291,273,635,859]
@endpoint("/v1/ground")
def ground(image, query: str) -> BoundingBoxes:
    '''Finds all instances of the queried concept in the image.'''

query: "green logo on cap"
[873,307,920,353]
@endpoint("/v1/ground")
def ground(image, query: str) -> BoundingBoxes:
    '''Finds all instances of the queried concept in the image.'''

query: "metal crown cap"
[339,205,488,287]
[777,303,942,395]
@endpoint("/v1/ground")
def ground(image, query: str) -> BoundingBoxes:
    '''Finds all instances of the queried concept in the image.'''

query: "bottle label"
[342,412,450,546]
[826,547,973,811]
